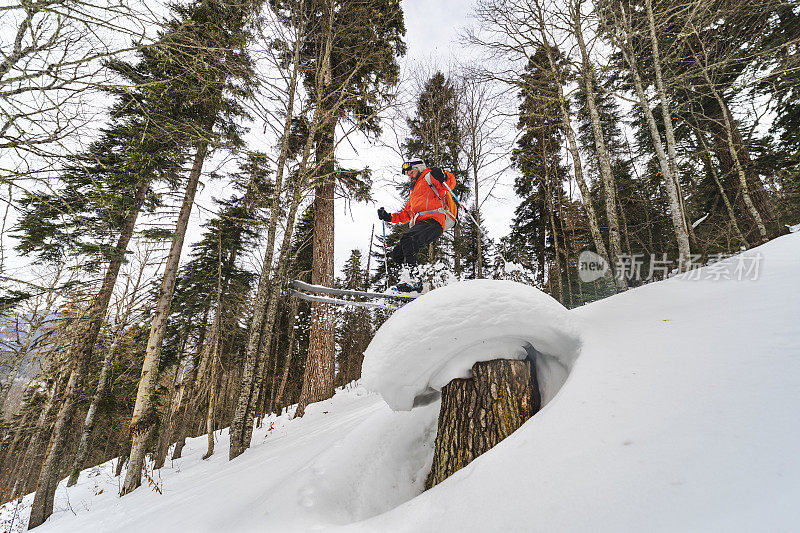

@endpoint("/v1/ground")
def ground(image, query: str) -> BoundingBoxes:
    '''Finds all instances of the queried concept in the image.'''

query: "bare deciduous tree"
[457,75,507,278]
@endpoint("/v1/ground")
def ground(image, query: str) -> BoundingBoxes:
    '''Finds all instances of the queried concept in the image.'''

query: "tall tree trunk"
[614,3,691,267]
[266,338,281,414]
[229,161,308,458]
[202,339,219,460]
[27,180,149,529]
[114,437,130,477]
[295,121,337,418]
[196,227,234,460]
[65,339,115,487]
[472,158,483,278]
[169,315,210,462]
[293,0,336,419]
[169,393,192,461]
[454,219,462,277]
[546,188,565,303]
[0,416,32,501]
[153,363,183,469]
[573,1,627,292]
[700,99,773,230]
[230,0,334,444]
[537,30,612,281]
[645,0,692,254]
[228,261,275,458]
[68,254,149,486]
[262,0,304,280]
[692,127,749,247]
[122,141,208,496]
[247,311,274,433]
[693,50,769,243]
[364,224,374,287]
[226,2,311,454]
[271,297,299,413]
[1,372,61,502]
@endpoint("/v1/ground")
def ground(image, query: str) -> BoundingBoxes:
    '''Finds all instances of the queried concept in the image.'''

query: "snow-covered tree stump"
[426,358,539,489]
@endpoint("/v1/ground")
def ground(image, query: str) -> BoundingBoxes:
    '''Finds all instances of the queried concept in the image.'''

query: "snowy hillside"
[3,233,799,532]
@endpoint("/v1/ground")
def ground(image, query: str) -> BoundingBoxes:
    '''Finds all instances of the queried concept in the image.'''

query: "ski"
[288,289,401,310]
[288,279,419,301]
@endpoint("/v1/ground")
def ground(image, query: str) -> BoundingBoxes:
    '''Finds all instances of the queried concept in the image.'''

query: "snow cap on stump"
[362,280,582,410]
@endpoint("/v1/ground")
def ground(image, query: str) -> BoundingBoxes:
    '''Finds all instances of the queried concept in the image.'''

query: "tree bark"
[692,127,749,247]
[700,99,773,230]
[224,0,305,445]
[573,1,627,292]
[613,3,692,267]
[1,372,61,502]
[262,0,304,280]
[426,358,539,489]
[645,0,692,248]
[27,180,149,529]
[229,157,307,458]
[121,142,207,496]
[166,324,208,464]
[115,438,130,477]
[546,180,565,302]
[170,394,192,461]
[271,297,299,413]
[295,122,336,418]
[293,0,337,419]
[153,363,182,469]
[202,230,225,460]
[537,28,613,282]
[67,258,148,486]
[472,157,483,279]
[230,0,331,448]
[693,49,769,243]
[65,340,115,487]
[202,340,219,460]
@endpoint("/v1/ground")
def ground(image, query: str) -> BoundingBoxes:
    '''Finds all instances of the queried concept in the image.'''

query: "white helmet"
[401,158,427,174]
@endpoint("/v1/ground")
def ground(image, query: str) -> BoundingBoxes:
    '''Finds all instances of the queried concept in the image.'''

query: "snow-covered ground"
[3,232,799,532]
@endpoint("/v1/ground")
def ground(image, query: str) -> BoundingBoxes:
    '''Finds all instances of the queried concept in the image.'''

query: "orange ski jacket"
[391,168,456,231]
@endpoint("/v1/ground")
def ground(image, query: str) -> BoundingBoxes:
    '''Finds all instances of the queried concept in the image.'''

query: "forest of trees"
[0,0,796,528]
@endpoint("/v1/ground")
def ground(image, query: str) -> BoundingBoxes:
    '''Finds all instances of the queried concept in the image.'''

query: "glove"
[430,167,445,181]
[378,207,391,222]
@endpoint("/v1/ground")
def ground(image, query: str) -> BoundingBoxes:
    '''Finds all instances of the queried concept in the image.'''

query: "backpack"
[422,168,459,231]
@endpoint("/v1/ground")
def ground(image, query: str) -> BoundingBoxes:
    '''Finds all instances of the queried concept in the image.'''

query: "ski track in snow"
[2,233,799,532]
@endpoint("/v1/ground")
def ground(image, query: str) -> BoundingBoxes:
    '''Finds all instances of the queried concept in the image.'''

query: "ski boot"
[393,280,423,293]
[391,266,424,294]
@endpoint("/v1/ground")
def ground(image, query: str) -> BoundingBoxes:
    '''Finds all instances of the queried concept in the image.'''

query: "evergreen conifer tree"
[293,0,406,418]
[335,250,372,384]
[401,71,470,272]
[20,0,214,517]
[507,49,569,292]
[460,207,493,280]
[118,0,264,498]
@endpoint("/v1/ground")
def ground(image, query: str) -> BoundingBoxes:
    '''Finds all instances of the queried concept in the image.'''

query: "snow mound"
[362,279,583,411]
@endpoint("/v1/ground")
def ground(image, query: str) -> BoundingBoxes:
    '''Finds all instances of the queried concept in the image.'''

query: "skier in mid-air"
[378,159,456,293]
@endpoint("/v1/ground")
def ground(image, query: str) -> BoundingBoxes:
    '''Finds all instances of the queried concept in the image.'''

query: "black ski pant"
[391,218,443,267]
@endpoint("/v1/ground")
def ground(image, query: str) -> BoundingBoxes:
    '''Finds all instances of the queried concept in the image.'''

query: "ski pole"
[443,183,485,238]
[382,221,389,291]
